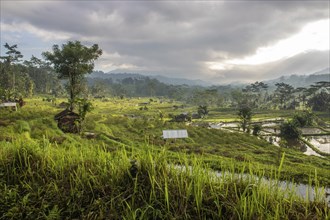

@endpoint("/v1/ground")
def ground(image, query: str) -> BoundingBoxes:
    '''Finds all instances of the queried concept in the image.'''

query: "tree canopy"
[43,41,102,110]
[237,105,252,132]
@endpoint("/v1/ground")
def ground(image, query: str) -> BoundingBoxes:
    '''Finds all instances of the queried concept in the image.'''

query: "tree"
[237,105,252,132]
[274,83,294,109]
[242,81,268,108]
[292,110,314,127]
[280,120,301,140]
[306,81,330,112]
[252,123,262,136]
[76,98,93,121]
[43,41,102,110]
[0,43,23,93]
[307,91,330,112]
[197,105,209,118]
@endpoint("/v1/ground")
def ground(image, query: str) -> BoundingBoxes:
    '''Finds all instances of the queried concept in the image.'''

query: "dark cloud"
[1,1,329,83]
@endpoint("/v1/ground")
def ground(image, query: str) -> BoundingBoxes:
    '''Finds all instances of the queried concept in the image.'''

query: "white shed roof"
[163,129,188,139]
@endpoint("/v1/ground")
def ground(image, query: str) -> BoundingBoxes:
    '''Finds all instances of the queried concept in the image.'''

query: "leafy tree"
[0,43,23,93]
[43,41,102,110]
[237,105,252,132]
[280,120,301,140]
[292,110,315,127]
[197,105,209,118]
[305,81,330,112]
[243,81,268,108]
[90,80,106,96]
[76,98,93,121]
[252,124,262,136]
[23,56,62,95]
[230,89,244,107]
[307,91,330,112]
[274,83,294,109]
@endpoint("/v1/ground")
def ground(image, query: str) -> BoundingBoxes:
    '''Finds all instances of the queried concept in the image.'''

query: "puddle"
[262,122,279,127]
[303,146,323,157]
[208,122,239,129]
[305,136,330,154]
[301,128,323,135]
[262,128,280,134]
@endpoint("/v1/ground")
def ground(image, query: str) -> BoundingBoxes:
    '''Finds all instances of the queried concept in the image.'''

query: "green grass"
[0,139,329,219]
[0,97,329,219]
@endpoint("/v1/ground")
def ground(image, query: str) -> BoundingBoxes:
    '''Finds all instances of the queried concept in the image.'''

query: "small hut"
[58,102,69,109]
[54,109,81,133]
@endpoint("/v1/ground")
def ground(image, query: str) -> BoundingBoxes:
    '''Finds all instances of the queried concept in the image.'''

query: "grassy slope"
[0,97,329,219]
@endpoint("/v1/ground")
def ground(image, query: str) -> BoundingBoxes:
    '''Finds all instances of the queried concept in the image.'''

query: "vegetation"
[0,41,329,219]
[280,121,302,141]
[197,105,209,118]
[237,105,252,132]
[292,110,315,127]
[43,41,102,111]
[0,139,328,219]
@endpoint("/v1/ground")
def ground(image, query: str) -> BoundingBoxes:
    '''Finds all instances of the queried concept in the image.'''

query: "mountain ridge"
[88,67,329,87]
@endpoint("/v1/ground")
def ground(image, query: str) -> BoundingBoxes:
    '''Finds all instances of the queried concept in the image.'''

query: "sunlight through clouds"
[226,19,329,66]
[1,1,329,83]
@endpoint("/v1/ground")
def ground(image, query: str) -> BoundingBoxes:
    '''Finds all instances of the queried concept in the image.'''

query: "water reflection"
[173,165,330,205]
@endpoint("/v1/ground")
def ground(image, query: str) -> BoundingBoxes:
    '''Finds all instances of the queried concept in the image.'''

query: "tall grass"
[0,98,329,219]
[0,138,329,219]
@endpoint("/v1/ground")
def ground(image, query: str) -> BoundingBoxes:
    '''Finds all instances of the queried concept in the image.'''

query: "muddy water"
[262,135,323,157]
[301,127,324,135]
[305,136,330,154]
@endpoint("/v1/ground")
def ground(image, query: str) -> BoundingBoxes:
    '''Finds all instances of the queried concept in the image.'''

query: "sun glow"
[208,19,329,69]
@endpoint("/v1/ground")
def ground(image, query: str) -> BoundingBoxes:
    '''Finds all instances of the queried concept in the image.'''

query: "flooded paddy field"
[206,119,330,158]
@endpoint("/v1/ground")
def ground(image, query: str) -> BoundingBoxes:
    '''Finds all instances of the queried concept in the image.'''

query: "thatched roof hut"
[54,109,80,133]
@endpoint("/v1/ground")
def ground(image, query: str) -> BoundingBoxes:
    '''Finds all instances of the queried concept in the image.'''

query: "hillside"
[0,98,329,219]
[88,71,211,86]
[264,67,330,88]
[88,68,329,88]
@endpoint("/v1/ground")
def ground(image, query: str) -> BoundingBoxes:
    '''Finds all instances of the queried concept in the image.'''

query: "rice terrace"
[1,1,330,219]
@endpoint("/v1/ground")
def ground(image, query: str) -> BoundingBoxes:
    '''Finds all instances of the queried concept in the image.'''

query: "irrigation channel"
[172,164,330,206]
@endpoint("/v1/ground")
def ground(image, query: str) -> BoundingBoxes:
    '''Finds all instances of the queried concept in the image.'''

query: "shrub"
[280,120,301,140]
[292,110,314,127]
[15,120,31,133]
[252,124,262,136]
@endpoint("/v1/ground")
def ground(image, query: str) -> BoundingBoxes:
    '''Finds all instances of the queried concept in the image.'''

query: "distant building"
[163,130,188,139]
[0,102,17,111]
[138,102,149,106]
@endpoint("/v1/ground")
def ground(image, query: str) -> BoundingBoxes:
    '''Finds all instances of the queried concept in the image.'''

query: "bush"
[280,120,301,140]
[252,124,262,136]
[292,110,314,127]
[15,120,31,133]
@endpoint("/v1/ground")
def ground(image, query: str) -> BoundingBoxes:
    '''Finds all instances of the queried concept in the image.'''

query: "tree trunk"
[69,71,75,111]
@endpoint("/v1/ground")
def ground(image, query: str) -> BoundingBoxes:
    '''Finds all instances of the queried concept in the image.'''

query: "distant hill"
[151,75,211,86]
[88,71,145,81]
[88,68,329,88]
[263,67,329,88]
[88,71,211,86]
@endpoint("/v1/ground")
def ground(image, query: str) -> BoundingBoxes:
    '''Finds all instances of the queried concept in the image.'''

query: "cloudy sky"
[1,1,329,84]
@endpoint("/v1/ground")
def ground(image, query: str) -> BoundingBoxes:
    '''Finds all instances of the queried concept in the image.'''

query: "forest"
[0,42,329,219]
[1,43,329,112]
